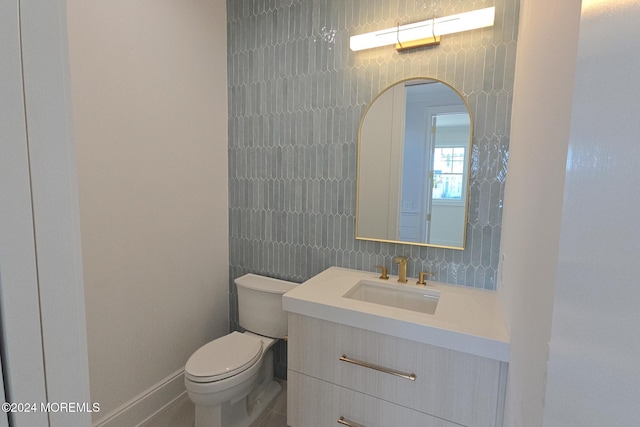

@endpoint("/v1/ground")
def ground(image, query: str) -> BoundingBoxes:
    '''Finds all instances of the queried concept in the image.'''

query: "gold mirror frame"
[355,77,473,250]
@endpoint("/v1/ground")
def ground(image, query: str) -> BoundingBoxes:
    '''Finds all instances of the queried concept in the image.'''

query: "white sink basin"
[343,279,440,314]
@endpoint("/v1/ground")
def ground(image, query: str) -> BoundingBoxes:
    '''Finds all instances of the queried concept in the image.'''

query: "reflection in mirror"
[356,78,472,249]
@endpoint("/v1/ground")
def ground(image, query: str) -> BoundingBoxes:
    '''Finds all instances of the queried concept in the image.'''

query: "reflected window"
[432,147,465,200]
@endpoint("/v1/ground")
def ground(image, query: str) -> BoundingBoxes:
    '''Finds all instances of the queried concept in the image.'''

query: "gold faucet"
[374,265,389,280]
[417,271,434,285]
[393,256,408,283]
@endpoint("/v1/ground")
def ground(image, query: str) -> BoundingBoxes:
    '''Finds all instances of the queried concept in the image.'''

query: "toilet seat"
[185,332,263,383]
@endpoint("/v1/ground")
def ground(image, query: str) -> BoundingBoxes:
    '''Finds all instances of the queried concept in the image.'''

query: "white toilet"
[184,273,297,427]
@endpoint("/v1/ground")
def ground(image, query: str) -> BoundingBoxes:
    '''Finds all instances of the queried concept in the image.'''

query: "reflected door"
[426,113,469,247]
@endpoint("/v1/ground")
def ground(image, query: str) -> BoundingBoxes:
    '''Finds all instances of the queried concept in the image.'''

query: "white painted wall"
[66,0,229,420]
[498,0,582,425]
[543,1,640,425]
[502,0,640,424]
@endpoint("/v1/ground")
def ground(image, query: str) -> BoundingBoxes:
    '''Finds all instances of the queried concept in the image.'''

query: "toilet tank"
[235,274,298,339]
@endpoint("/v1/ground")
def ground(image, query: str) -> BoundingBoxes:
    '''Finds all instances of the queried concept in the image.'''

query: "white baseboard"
[137,391,191,427]
[93,368,186,427]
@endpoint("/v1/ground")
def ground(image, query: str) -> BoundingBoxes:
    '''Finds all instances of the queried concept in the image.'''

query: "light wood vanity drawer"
[287,371,462,427]
[288,314,506,427]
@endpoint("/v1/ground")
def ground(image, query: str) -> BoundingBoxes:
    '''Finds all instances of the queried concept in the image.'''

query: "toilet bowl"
[184,274,297,427]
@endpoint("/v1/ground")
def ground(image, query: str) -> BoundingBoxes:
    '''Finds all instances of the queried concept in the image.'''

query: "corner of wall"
[499,0,582,425]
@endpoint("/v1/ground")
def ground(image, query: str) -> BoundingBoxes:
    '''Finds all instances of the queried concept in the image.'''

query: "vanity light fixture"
[350,6,495,52]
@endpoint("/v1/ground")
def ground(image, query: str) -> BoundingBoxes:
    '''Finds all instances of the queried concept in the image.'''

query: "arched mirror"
[356,78,472,249]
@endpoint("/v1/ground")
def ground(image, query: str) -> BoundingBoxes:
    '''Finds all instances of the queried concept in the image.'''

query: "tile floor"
[249,380,287,427]
[143,381,287,427]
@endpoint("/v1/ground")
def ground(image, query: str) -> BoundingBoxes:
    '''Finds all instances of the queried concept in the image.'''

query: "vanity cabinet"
[288,371,460,427]
[287,314,507,427]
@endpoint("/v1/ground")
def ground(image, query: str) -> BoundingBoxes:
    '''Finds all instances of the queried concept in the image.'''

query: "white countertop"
[282,267,510,362]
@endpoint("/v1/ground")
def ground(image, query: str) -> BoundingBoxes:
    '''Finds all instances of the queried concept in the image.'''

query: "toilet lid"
[185,332,263,382]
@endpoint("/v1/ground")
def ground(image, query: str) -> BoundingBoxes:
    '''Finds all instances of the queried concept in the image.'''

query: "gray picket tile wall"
[227,0,519,377]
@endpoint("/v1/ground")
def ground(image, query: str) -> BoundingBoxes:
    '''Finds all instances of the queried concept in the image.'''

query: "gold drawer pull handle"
[338,416,365,427]
[339,354,416,381]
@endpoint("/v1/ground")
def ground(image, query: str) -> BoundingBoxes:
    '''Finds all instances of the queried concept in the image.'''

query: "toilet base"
[193,350,280,427]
